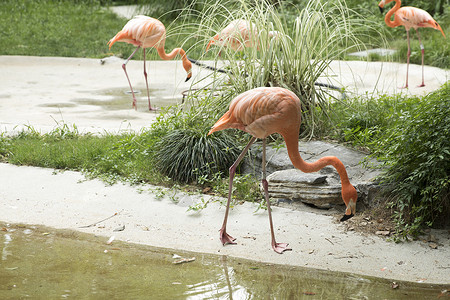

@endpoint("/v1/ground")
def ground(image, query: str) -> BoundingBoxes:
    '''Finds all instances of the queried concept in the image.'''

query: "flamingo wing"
[108,15,166,49]
[396,7,445,36]
[213,19,258,51]
[209,87,301,139]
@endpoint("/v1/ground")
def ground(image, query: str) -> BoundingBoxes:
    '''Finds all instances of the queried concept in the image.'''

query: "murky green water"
[1,223,447,299]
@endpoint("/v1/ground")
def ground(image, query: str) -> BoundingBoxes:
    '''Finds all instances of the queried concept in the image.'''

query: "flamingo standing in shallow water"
[208,87,358,254]
[378,0,445,88]
[108,15,192,110]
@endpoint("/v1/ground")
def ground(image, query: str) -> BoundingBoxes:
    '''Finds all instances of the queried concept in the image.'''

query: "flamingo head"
[340,184,357,222]
[184,59,192,82]
[205,35,219,52]
[268,31,280,39]
[378,0,394,13]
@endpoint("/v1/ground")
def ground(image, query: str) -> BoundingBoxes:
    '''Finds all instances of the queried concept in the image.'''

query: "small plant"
[0,132,11,160]
[314,83,449,239]
[187,198,210,212]
[154,128,240,183]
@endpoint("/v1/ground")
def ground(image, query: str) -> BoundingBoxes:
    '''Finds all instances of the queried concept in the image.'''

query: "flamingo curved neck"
[157,47,183,60]
[156,46,191,75]
[283,132,351,186]
[385,0,402,28]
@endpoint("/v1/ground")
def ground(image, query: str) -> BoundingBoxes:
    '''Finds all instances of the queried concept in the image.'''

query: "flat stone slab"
[266,170,342,209]
[243,141,382,209]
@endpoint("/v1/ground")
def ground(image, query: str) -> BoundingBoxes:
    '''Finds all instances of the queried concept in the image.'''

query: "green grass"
[0,0,203,60]
[1,0,448,68]
[0,122,260,202]
[0,0,121,58]
[0,124,163,185]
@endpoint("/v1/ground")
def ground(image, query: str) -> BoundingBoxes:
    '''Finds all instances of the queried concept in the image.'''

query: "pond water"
[79,88,183,112]
[0,223,447,299]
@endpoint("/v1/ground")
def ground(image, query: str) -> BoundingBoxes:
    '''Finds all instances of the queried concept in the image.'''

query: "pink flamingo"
[108,15,192,110]
[378,0,446,88]
[206,19,258,52]
[208,87,358,254]
[206,19,278,53]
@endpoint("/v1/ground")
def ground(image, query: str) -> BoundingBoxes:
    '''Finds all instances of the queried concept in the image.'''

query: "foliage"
[322,92,421,149]
[321,83,450,237]
[0,0,129,58]
[0,123,163,185]
[379,83,450,239]
[2,0,448,68]
[154,128,240,183]
[197,172,261,203]
[1,124,111,170]
[178,0,383,138]
[0,122,259,201]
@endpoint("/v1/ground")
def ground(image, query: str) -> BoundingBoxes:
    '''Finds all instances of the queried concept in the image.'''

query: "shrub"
[379,83,450,238]
[316,83,449,238]
[154,128,240,183]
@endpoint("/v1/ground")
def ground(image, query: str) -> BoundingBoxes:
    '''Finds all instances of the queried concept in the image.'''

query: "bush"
[317,83,449,238]
[154,128,240,183]
[379,83,450,238]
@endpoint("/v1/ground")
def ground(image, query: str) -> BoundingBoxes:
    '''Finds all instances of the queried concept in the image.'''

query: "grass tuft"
[154,128,240,183]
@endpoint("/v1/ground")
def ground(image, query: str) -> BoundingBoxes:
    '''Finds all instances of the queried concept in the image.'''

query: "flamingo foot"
[148,106,159,111]
[220,228,236,245]
[399,85,408,89]
[272,242,292,254]
[417,83,425,87]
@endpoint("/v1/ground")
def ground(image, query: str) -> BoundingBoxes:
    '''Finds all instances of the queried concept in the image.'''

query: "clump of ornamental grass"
[182,0,385,138]
[141,0,385,183]
[154,128,240,183]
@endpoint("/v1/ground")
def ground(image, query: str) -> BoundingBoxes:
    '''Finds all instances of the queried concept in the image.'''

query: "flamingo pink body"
[209,87,358,254]
[206,19,278,53]
[206,19,258,52]
[108,15,192,110]
[378,0,445,88]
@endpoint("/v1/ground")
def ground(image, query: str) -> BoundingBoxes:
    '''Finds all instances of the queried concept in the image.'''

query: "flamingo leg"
[220,136,257,246]
[122,46,141,109]
[261,138,291,254]
[402,30,411,89]
[416,29,425,87]
[143,48,157,111]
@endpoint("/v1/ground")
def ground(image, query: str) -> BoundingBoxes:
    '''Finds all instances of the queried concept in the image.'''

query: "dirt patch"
[337,206,396,237]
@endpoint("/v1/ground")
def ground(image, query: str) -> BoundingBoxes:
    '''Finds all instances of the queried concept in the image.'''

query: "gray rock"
[242,140,383,209]
[265,170,342,209]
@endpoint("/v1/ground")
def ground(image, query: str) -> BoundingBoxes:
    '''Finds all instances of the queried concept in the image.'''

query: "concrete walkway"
[1,55,448,134]
[1,163,449,284]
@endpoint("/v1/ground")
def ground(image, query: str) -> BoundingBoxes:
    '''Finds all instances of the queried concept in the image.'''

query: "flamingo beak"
[340,199,356,222]
[185,71,192,82]
[379,6,384,13]
[340,213,354,222]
